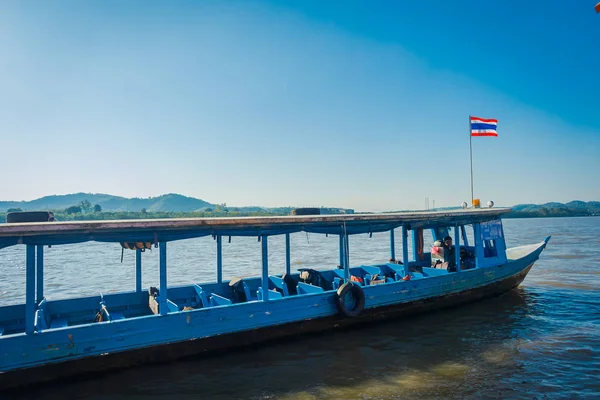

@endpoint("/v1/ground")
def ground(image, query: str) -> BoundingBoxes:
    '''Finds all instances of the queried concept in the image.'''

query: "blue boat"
[0,208,549,389]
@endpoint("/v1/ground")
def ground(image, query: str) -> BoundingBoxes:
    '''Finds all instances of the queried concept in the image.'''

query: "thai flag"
[470,116,498,137]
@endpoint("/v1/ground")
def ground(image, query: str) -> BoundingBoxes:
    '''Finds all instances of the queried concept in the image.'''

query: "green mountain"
[1,193,598,218]
[506,200,600,218]
[0,193,214,213]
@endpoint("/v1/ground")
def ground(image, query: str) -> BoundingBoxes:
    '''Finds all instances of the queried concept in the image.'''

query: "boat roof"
[0,208,510,248]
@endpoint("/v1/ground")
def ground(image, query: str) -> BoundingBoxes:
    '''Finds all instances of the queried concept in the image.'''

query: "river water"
[2,216,599,399]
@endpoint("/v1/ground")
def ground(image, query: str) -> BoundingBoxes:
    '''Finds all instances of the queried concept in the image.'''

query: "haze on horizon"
[1,1,598,212]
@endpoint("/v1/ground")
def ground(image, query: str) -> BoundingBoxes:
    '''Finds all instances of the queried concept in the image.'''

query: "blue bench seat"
[333,269,346,280]
[332,276,343,289]
[297,282,324,294]
[193,284,210,308]
[50,318,68,329]
[166,299,179,313]
[210,293,233,307]
[242,282,254,301]
[111,312,126,321]
[421,267,449,277]
[360,265,382,275]
[384,263,407,277]
[257,288,283,300]
[269,276,289,296]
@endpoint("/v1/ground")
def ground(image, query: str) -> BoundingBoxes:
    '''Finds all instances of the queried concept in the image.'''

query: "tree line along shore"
[0,201,598,223]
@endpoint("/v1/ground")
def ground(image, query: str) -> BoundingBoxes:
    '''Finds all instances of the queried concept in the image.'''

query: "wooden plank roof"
[0,208,510,248]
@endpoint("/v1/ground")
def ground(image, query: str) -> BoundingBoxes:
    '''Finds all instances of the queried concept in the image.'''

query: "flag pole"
[469,115,474,207]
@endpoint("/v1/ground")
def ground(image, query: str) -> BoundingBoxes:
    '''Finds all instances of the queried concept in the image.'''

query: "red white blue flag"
[470,116,498,137]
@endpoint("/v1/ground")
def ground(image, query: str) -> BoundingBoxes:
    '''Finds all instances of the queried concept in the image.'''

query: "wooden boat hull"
[0,241,544,391]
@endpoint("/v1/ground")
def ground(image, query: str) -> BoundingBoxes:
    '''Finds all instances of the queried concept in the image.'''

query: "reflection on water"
[3,217,600,399]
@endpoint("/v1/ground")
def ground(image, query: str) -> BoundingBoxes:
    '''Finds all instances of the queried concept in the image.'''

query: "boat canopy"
[0,208,510,249]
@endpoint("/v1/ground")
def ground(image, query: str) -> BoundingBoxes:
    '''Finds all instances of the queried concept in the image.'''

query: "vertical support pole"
[217,235,223,283]
[461,225,469,247]
[159,242,167,315]
[390,229,396,261]
[474,223,481,269]
[339,233,344,268]
[469,115,474,207]
[402,226,409,268]
[285,233,291,275]
[343,229,350,281]
[135,248,142,293]
[411,230,418,262]
[454,225,461,272]
[26,245,36,334]
[261,236,269,302]
[36,245,44,303]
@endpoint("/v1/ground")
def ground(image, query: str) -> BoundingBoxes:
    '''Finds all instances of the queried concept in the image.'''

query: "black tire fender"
[336,282,365,318]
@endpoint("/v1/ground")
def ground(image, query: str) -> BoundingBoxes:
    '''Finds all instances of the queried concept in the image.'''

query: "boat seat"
[34,298,49,331]
[364,273,386,285]
[210,293,233,307]
[297,282,324,294]
[333,269,346,280]
[361,265,381,275]
[383,263,408,281]
[332,277,343,289]
[230,277,255,303]
[269,276,289,296]
[167,299,179,313]
[193,285,210,308]
[111,312,126,321]
[411,272,425,279]
[257,288,283,300]
[421,267,449,277]
[50,318,68,329]
[242,282,254,301]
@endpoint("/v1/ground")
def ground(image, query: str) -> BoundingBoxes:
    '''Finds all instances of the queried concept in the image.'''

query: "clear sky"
[1,1,598,211]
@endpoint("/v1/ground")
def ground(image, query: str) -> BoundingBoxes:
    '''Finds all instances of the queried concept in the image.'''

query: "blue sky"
[0,1,598,211]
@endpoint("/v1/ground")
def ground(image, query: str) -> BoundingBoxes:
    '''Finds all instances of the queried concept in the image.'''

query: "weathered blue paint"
[454,225,461,272]
[36,245,43,303]
[135,249,142,293]
[285,233,291,275]
[261,236,269,302]
[0,209,551,389]
[390,229,396,261]
[159,242,167,316]
[402,226,409,267]
[217,235,223,283]
[25,245,35,335]
[0,239,548,376]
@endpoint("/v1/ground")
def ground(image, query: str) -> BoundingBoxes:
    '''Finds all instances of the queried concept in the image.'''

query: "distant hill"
[0,193,598,217]
[507,201,600,218]
[0,193,215,213]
